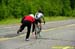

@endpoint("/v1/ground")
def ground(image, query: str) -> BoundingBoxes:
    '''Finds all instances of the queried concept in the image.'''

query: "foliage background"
[0,0,75,20]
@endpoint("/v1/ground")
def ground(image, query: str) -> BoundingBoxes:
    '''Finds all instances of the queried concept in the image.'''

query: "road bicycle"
[35,24,41,39]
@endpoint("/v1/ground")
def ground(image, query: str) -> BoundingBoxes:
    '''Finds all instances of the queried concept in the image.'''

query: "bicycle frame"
[35,23,41,39]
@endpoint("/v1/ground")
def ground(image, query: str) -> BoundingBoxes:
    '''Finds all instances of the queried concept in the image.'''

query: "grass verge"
[0,16,75,25]
[0,18,21,25]
[45,16,75,22]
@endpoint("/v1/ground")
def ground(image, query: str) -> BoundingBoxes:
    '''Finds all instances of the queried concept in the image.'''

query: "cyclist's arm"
[41,13,45,24]
[42,16,45,24]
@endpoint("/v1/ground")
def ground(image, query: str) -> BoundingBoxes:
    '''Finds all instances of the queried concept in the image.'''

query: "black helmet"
[38,9,43,13]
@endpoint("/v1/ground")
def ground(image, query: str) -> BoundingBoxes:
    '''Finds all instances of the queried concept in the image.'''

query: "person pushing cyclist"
[17,13,35,41]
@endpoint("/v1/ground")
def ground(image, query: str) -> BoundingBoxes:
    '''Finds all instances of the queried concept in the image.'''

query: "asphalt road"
[0,19,75,49]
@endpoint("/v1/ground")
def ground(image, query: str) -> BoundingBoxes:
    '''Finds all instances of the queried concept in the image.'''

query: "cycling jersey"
[35,12,44,19]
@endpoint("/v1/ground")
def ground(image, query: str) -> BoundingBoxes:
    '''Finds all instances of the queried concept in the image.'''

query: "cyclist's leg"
[34,19,41,38]
[37,19,42,37]
[34,19,38,35]
[38,19,42,31]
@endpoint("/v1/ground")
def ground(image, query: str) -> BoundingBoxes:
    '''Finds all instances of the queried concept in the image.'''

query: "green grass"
[0,16,75,25]
[45,16,75,22]
[0,18,21,25]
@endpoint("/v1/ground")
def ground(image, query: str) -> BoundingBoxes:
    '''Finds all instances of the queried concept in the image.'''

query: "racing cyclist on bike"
[34,10,45,36]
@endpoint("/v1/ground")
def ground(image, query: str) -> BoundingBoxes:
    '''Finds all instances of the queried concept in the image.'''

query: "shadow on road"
[0,32,25,38]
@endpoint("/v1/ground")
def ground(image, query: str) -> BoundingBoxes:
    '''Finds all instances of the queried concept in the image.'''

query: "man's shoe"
[25,39,29,41]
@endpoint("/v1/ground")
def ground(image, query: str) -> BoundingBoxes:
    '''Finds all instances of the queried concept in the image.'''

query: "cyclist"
[17,13,35,41]
[35,10,45,32]
[32,10,45,38]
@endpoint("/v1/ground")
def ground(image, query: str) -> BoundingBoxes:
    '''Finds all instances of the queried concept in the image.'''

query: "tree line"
[0,0,75,20]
